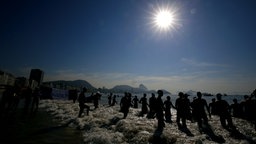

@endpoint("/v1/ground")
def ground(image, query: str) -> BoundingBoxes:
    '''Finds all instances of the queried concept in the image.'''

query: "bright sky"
[1,0,256,95]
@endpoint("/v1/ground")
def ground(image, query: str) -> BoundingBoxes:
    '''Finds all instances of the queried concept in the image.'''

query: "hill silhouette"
[43,80,171,94]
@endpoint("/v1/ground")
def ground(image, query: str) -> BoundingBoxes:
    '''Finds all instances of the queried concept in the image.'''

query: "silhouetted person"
[240,95,249,119]
[191,92,210,130]
[120,92,132,119]
[244,94,256,126]
[72,89,78,103]
[93,92,101,109]
[215,93,234,129]
[175,92,190,128]
[23,86,32,115]
[139,93,148,116]
[155,90,165,129]
[78,88,90,117]
[111,95,117,106]
[0,86,14,116]
[147,93,156,119]
[209,98,218,115]
[230,98,243,118]
[108,93,113,106]
[250,89,256,130]
[132,96,139,108]
[31,88,40,113]
[184,94,192,121]
[164,96,175,123]
[190,96,197,122]
[11,86,20,112]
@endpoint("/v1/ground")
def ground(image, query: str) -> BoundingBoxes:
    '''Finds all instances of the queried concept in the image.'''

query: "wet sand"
[0,108,83,144]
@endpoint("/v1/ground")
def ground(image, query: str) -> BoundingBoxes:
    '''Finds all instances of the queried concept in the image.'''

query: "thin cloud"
[181,58,229,67]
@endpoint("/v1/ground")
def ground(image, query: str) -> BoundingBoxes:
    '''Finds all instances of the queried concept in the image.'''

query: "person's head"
[212,98,216,102]
[216,93,222,100]
[233,98,238,104]
[157,90,163,97]
[167,96,171,100]
[197,92,202,99]
[178,92,184,98]
[244,95,249,100]
[143,93,147,97]
[82,87,87,93]
[151,93,155,97]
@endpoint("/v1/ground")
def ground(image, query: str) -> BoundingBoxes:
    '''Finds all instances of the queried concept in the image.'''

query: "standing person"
[23,86,32,115]
[191,92,210,130]
[215,93,235,129]
[139,93,148,116]
[147,93,157,119]
[78,88,90,117]
[108,93,113,106]
[132,96,139,108]
[31,87,40,113]
[155,90,165,129]
[209,98,218,115]
[175,92,188,128]
[111,95,117,106]
[120,92,131,119]
[93,92,101,109]
[230,98,243,118]
[164,96,176,123]
[72,89,78,103]
[184,94,192,122]
[12,86,21,112]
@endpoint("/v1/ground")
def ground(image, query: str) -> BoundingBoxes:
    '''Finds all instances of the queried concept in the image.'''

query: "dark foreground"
[0,108,83,144]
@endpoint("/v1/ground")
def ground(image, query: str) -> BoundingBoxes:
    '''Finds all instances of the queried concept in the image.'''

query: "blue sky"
[1,0,256,94]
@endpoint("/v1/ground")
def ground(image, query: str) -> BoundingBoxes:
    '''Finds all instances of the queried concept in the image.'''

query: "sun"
[154,10,174,29]
[149,2,181,34]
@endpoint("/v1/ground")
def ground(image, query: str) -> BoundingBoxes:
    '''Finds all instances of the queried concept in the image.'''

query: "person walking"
[155,90,165,129]
[78,88,90,117]
[139,93,148,116]
[120,92,132,119]
[215,93,235,129]
[191,92,210,130]
[164,96,175,123]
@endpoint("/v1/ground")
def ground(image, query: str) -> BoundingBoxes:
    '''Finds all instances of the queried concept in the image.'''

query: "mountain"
[43,80,171,94]
[110,85,148,93]
[139,84,148,91]
[110,84,170,94]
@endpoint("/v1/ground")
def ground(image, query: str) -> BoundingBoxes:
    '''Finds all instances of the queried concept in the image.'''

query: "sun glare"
[155,10,174,29]
[149,2,181,35]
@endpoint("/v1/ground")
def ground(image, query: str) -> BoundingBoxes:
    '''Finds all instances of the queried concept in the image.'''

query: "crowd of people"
[104,89,256,132]
[2,85,256,133]
[0,85,40,118]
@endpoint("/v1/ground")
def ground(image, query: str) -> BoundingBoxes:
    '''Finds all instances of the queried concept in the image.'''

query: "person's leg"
[182,117,187,127]
[220,116,227,128]
[78,106,84,117]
